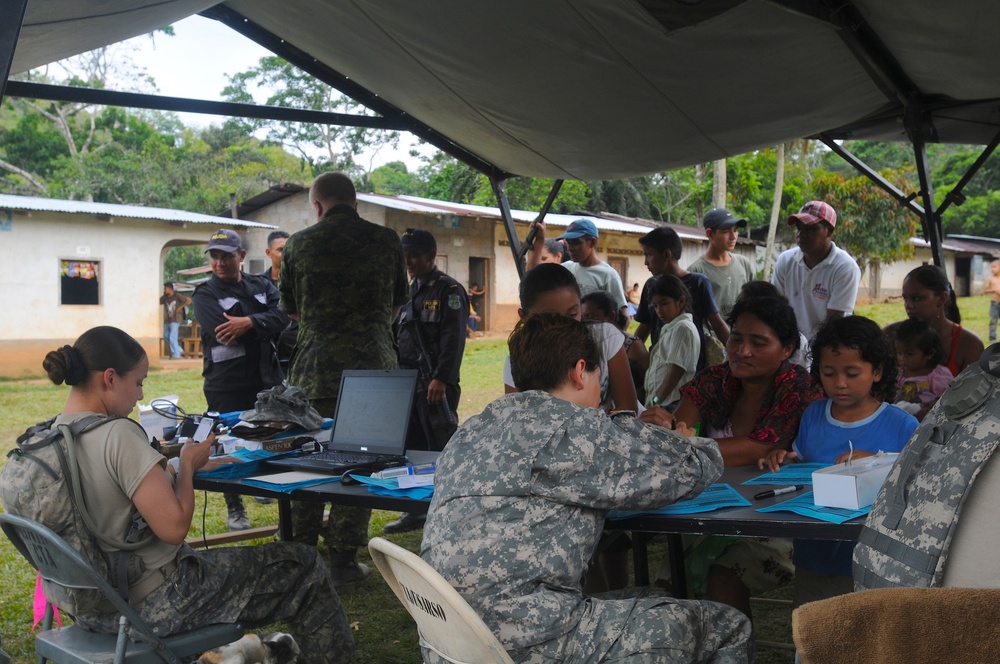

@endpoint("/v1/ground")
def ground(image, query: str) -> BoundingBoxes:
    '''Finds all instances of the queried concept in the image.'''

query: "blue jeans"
[164,321,182,358]
[990,300,1000,343]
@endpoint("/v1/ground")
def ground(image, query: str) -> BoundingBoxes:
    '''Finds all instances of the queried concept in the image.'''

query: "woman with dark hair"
[4,326,353,662]
[885,264,984,375]
[504,263,638,412]
[671,296,824,618]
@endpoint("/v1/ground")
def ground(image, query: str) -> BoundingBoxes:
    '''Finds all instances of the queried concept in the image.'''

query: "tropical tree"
[222,56,399,179]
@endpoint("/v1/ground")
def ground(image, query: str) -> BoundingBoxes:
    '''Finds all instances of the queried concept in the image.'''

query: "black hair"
[649,274,692,312]
[581,290,618,323]
[905,264,961,324]
[639,226,682,260]
[43,326,147,387]
[542,238,564,259]
[727,296,801,352]
[810,315,897,402]
[267,230,290,246]
[894,317,946,368]
[509,313,600,392]
[519,263,581,312]
[163,281,174,289]
[736,280,783,302]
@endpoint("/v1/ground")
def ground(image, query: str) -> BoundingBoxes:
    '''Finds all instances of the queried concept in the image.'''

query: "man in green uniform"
[279,172,408,589]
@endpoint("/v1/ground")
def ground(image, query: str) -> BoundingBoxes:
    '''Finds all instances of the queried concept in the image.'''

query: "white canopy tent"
[4,0,1000,269]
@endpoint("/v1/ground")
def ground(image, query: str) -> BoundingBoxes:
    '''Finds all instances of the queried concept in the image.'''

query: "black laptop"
[266,369,417,475]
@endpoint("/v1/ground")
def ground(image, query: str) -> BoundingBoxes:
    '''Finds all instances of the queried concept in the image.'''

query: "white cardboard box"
[812,453,899,510]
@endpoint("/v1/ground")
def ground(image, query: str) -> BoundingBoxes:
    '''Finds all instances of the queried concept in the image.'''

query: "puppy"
[197,632,299,664]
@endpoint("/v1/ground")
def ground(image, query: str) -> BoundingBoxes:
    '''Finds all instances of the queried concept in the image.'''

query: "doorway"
[468,257,489,331]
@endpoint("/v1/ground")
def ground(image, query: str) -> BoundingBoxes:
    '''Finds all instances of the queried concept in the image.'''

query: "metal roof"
[359,192,705,240]
[0,194,276,229]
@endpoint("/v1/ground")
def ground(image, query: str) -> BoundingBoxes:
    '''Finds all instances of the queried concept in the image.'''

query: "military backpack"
[854,343,1000,589]
[0,415,154,616]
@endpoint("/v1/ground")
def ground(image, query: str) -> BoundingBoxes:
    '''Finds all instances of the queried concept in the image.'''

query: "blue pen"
[754,485,805,501]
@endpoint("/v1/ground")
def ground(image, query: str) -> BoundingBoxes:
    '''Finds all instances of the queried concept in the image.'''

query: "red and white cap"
[788,200,837,228]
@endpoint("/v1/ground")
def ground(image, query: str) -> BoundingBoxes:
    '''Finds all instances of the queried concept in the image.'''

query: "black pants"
[404,382,460,452]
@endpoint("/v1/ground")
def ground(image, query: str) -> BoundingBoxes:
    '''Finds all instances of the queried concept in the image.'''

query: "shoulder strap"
[57,416,155,553]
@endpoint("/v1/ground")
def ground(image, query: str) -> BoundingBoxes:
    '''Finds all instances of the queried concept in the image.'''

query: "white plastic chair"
[368,537,514,664]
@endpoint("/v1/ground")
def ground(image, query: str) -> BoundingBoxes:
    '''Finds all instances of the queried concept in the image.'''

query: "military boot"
[329,549,371,590]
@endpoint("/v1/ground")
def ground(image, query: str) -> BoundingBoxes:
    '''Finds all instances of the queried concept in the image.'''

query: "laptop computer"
[266,369,417,475]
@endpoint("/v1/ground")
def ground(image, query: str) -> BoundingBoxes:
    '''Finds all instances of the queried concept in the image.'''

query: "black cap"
[703,208,748,231]
[401,227,437,252]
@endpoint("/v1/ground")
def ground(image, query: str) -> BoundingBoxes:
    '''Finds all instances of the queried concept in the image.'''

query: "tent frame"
[4,1,1000,275]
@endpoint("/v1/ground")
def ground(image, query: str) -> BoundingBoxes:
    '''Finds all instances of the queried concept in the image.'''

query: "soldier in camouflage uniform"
[279,172,409,588]
[422,313,751,663]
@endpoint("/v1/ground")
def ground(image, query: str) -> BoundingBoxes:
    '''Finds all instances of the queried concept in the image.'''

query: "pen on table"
[754,485,805,501]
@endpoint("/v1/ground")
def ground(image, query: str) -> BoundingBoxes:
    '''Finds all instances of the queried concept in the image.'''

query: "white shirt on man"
[772,241,861,340]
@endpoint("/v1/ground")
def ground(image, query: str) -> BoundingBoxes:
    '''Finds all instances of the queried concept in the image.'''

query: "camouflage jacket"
[421,391,724,650]
[279,205,409,401]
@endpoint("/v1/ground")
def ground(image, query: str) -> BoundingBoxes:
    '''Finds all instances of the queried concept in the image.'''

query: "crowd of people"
[4,182,991,663]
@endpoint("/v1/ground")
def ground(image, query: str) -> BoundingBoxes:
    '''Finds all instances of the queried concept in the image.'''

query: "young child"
[760,315,919,606]
[643,275,700,410]
[893,317,954,420]
[582,290,649,403]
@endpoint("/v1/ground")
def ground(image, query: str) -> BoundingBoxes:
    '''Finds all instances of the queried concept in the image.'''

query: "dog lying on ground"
[196,632,299,664]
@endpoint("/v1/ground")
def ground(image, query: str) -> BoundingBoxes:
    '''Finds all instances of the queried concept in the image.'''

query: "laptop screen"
[330,370,418,456]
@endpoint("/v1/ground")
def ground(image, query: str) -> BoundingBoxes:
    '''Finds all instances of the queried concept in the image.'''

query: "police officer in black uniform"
[386,228,468,533]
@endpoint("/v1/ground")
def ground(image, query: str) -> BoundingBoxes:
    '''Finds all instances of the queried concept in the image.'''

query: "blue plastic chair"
[0,513,243,664]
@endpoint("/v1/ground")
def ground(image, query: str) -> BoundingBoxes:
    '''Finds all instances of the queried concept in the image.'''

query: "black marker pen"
[754,484,805,501]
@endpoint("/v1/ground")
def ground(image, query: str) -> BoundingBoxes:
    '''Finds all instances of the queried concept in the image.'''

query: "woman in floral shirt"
[672,295,823,620]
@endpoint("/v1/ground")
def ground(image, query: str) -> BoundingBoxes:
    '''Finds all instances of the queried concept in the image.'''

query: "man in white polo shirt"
[772,200,861,341]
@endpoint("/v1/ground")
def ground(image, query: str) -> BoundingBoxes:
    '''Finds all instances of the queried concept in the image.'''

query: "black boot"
[383,512,426,534]
[328,549,371,590]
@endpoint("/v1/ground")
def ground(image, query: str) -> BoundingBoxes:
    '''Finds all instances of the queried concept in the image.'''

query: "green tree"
[222,56,399,179]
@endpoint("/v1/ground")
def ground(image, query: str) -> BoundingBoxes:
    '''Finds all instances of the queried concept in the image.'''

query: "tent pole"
[0,0,28,105]
[491,178,526,278]
[907,121,945,268]
[516,179,564,265]
[818,135,924,217]
[936,128,1000,217]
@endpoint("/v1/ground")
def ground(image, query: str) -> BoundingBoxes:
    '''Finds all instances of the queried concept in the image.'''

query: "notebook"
[266,369,417,475]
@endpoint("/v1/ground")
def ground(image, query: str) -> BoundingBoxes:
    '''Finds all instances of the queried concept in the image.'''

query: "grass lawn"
[0,296,993,662]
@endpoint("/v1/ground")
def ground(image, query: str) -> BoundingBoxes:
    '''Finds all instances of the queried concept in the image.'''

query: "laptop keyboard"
[309,451,383,465]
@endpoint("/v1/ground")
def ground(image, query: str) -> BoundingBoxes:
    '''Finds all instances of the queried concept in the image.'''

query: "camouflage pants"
[291,395,371,552]
[291,500,371,552]
[424,588,751,664]
[77,543,354,663]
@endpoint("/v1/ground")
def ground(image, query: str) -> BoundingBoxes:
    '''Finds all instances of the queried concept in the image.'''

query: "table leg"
[278,498,293,541]
[667,533,688,598]
[632,531,651,586]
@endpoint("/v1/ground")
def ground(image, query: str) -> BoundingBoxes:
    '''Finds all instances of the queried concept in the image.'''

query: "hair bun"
[43,344,88,386]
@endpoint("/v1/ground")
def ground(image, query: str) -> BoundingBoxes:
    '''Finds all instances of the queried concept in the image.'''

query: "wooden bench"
[182,336,202,358]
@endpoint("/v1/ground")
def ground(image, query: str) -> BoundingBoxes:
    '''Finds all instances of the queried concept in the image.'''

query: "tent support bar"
[516,179,564,264]
[818,134,924,217]
[491,178,525,278]
[905,103,945,268]
[200,5,508,180]
[936,128,1000,218]
[3,81,406,130]
[0,0,28,105]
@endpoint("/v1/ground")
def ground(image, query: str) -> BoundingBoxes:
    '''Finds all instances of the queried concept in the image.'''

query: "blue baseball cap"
[558,218,599,240]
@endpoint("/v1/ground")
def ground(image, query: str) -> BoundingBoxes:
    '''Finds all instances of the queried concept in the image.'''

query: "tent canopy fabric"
[9,0,1000,182]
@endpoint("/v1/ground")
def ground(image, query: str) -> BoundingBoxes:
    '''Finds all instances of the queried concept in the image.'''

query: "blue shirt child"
[792,400,918,576]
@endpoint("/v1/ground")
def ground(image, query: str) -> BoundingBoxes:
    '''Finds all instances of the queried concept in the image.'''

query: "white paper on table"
[398,474,434,488]
[245,471,334,485]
